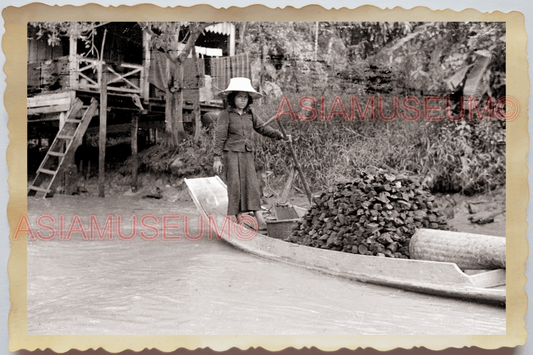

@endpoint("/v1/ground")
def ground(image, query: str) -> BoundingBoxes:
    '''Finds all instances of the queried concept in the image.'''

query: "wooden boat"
[185,176,505,305]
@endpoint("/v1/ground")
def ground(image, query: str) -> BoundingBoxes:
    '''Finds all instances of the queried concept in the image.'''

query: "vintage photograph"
[23,20,509,337]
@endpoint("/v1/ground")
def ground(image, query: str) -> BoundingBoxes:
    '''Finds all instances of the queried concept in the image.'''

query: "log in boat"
[185,176,505,305]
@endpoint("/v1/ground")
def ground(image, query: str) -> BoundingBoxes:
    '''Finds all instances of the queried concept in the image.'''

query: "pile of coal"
[285,171,451,258]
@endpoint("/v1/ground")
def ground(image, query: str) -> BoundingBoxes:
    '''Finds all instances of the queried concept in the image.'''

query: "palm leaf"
[445,64,473,91]
[463,55,492,97]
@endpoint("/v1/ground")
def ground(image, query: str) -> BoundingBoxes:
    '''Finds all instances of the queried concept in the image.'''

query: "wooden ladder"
[28,97,99,198]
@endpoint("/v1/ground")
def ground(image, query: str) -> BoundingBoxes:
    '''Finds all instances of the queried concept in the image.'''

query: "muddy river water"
[26,195,505,335]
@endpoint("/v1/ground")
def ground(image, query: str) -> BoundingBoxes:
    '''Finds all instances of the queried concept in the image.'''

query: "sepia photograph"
[5,4,528,352]
[24,19,507,335]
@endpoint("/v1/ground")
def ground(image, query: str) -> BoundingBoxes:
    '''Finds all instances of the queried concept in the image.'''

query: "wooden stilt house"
[27,22,252,196]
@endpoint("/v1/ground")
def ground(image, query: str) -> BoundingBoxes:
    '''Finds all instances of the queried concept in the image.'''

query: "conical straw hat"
[217,77,263,99]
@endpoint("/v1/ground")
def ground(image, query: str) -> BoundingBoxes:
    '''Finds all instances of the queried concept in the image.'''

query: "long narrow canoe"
[185,176,505,305]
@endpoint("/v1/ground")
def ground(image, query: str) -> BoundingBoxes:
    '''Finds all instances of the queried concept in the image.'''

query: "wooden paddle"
[274,166,300,220]
[276,119,313,206]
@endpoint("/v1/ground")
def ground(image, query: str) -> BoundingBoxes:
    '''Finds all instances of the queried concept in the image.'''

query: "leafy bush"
[253,92,505,195]
[417,118,505,194]
[123,128,216,177]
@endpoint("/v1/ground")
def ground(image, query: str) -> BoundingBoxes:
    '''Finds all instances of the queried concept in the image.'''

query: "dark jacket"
[213,107,284,157]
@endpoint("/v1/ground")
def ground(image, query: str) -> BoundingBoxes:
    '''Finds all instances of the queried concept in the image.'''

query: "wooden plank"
[28,91,71,103]
[38,168,57,175]
[79,83,100,91]
[108,81,141,91]
[86,120,165,135]
[28,186,51,193]
[59,112,66,131]
[468,269,506,288]
[98,65,107,197]
[28,115,63,123]
[121,63,143,69]
[27,105,71,115]
[106,87,142,94]
[28,98,70,109]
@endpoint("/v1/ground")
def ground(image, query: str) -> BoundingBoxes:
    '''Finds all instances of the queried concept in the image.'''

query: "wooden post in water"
[131,112,139,191]
[98,64,108,197]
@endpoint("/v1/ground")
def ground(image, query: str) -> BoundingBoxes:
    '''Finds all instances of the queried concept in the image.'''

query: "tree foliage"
[238,21,505,100]
[380,22,506,98]
[331,21,416,60]
[29,22,106,58]
[138,22,213,65]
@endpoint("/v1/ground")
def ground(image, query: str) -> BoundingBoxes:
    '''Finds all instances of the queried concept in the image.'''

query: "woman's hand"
[284,134,292,143]
[213,158,223,175]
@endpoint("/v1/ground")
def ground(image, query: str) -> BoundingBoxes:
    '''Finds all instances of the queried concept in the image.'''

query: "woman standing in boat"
[213,77,290,232]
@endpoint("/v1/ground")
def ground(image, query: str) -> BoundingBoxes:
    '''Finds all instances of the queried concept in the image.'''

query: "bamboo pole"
[100,29,107,61]
[98,65,108,197]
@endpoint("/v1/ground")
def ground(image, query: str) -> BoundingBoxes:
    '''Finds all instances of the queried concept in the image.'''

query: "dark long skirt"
[223,151,261,216]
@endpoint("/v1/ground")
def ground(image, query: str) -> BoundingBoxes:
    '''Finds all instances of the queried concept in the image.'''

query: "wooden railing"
[75,57,100,91]
[28,54,227,106]
[75,56,145,96]
[28,55,146,99]
[106,63,143,94]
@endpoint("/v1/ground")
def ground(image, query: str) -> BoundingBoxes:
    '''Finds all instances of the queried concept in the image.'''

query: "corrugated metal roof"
[205,23,234,36]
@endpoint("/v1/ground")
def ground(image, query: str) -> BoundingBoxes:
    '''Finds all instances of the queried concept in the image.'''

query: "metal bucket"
[265,218,300,240]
